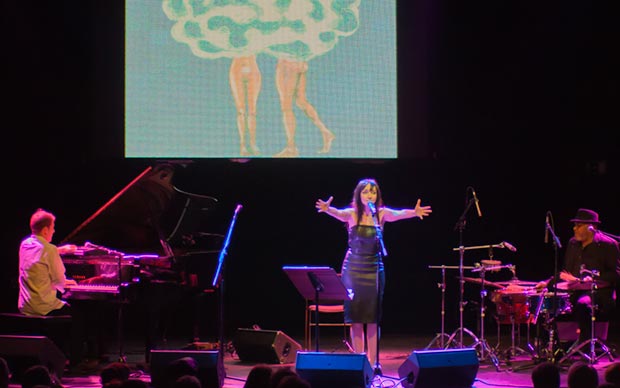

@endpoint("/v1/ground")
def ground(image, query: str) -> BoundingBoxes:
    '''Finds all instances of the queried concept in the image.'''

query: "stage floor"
[8,331,619,388]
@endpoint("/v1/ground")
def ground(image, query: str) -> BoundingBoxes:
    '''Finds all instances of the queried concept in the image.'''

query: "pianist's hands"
[57,244,77,255]
[65,278,77,287]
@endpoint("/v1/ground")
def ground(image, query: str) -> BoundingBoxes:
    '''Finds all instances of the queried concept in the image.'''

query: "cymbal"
[497,279,538,287]
[461,277,505,289]
[556,280,610,291]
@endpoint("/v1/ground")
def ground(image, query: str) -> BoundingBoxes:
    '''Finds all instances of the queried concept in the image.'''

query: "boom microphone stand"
[542,211,562,362]
[448,187,479,349]
[212,204,243,365]
[369,202,386,376]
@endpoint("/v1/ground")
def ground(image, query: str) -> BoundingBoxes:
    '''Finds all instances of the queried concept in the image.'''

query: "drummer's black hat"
[570,208,601,224]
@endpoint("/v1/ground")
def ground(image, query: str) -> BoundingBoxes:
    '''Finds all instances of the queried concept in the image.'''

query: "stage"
[11,330,616,388]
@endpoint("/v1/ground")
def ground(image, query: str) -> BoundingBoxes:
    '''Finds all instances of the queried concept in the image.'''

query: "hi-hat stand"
[558,268,615,365]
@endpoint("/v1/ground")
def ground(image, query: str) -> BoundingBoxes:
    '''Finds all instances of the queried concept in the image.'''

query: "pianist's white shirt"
[18,235,67,315]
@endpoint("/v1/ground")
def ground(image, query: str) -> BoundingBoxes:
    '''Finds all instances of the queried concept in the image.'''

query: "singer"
[537,208,620,343]
[315,178,432,369]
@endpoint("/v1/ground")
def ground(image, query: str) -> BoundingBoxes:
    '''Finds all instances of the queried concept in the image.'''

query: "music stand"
[283,266,351,352]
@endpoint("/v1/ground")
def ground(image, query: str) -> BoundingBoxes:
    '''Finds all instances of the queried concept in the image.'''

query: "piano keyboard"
[63,283,126,301]
[66,284,120,294]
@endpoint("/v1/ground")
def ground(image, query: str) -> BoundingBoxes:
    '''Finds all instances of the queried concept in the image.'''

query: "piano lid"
[60,162,219,256]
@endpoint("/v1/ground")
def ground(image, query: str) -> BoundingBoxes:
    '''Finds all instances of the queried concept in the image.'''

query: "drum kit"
[427,254,585,369]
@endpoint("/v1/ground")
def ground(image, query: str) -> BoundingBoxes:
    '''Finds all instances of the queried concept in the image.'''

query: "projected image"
[126,1,396,158]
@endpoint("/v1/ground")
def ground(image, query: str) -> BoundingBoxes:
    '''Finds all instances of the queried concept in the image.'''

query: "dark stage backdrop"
[4,158,620,342]
[3,0,618,344]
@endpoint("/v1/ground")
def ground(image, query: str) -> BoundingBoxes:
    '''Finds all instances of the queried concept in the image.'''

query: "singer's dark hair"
[351,178,383,226]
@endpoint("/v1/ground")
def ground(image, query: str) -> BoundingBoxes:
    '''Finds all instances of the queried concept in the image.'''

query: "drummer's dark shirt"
[562,231,620,312]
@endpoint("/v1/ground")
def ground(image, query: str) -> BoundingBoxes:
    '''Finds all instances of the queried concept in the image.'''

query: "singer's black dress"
[341,225,385,323]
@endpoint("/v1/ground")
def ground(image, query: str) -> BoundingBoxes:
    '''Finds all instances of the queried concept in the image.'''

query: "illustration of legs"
[294,67,335,154]
[274,59,335,157]
[274,59,300,157]
[230,56,261,156]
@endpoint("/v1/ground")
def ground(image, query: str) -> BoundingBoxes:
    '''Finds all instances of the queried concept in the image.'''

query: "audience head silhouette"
[567,362,598,388]
[269,367,297,388]
[243,364,272,388]
[604,362,620,387]
[0,357,10,388]
[531,361,560,388]
[101,362,131,386]
[275,375,311,388]
[172,374,202,388]
[164,357,199,388]
[20,364,54,388]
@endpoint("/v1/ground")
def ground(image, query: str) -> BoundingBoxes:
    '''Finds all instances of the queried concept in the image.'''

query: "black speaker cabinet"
[149,349,225,388]
[295,352,373,388]
[397,348,479,388]
[233,328,301,364]
[0,335,66,382]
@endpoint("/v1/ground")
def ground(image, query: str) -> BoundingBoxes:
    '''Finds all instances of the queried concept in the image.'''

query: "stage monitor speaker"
[0,335,66,382]
[397,348,479,388]
[295,351,373,388]
[232,328,301,364]
[149,349,225,388]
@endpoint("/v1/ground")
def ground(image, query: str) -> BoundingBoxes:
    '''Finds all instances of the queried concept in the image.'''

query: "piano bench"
[0,313,72,355]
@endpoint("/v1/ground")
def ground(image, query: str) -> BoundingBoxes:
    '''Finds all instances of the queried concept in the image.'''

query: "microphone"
[368,201,377,215]
[502,241,517,252]
[472,189,482,218]
[587,225,595,232]
[307,272,324,292]
[544,213,549,244]
[235,204,243,214]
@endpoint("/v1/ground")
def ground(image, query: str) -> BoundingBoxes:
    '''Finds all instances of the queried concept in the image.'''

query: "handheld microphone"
[472,189,482,218]
[368,201,377,215]
[544,213,549,244]
[502,241,517,252]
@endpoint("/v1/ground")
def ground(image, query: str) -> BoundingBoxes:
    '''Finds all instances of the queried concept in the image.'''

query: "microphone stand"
[212,205,242,364]
[370,208,386,376]
[451,197,475,348]
[542,216,561,362]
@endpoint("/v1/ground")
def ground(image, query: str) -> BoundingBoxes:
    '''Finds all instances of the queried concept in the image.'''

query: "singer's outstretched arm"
[315,196,354,222]
[381,198,432,222]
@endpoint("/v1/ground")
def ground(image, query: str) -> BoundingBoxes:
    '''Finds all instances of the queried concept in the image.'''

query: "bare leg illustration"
[274,58,335,157]
[229,55,261,156]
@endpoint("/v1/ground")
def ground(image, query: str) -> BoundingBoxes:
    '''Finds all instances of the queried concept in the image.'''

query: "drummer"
[535,208,620,343]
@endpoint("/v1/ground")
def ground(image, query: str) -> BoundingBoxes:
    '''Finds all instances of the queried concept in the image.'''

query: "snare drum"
[491,289,531,324]
[527,292,571,318]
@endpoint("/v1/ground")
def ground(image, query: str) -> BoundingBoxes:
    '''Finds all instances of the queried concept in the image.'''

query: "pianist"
[18,208,84,366]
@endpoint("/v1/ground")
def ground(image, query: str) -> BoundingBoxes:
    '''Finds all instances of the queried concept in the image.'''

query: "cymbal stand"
[558,269,614,365]
[469,263,501,370]
[444,245,478,350]
[424,265,461,349]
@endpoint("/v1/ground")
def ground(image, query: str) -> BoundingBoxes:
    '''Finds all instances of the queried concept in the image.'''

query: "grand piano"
[59,162,222,361]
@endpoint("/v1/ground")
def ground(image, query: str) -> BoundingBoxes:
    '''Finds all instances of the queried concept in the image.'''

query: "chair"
[304,299,351,351]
